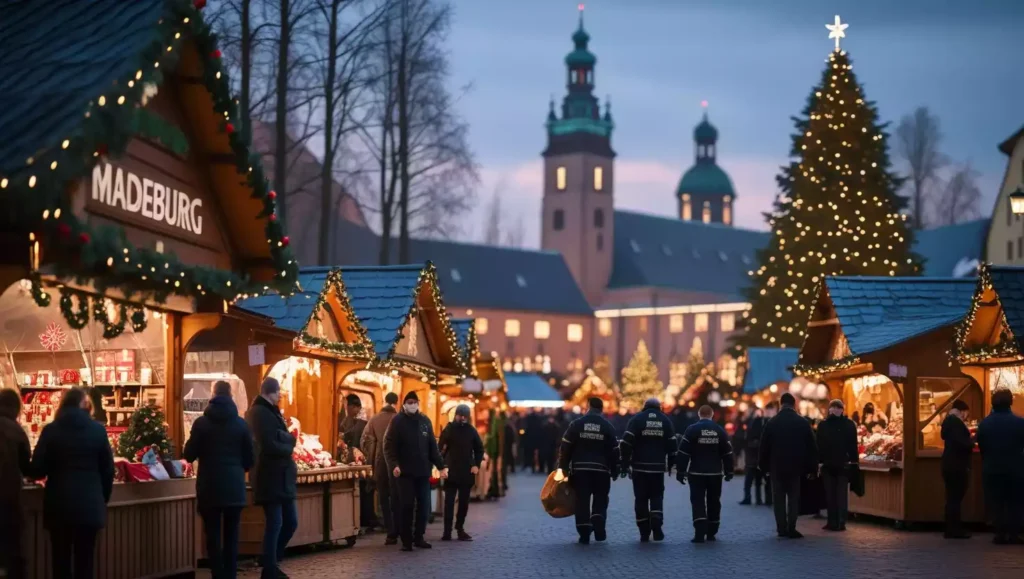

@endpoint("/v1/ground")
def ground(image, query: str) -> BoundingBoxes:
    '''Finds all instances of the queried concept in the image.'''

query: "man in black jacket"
[940,399,974,539]
[247,378,298,579]
[815,399,858,532]
[557,397,618,544]
[739,408,766,505]
[677,405,733,543]
[620,398,676,542]
[383,391,447,552]
[976,389,1024,544]
[184,381,254,579]
[438,404,484,541]
[759,393,817,538]
[0,389,30,579]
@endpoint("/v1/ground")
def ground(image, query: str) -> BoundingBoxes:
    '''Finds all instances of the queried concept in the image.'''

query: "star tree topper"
[826,15,848,51]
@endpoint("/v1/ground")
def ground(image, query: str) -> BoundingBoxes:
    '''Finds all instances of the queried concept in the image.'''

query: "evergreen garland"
[117,404,173,460]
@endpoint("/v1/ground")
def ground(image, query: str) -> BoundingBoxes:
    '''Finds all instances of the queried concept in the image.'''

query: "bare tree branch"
[895,106,949,229]
[934,162,983,226]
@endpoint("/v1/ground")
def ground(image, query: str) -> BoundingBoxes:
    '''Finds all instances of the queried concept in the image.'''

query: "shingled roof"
[914,219,987,277]
[505,372,563,406]
[824,276,975,356]
[335,265,426,359]
[742,347,798,394]
[984,266,1024,349]
[235,270,332,332]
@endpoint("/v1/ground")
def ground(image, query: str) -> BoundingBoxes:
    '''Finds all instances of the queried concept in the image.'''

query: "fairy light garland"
[792,354,861,378]
[951,264,1022,364]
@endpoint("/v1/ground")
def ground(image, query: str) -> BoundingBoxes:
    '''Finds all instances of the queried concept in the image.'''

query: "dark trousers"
[49,525,98,579]
[942,469,968,534]
[359,480,377,527]
[743,465,763,502]
[201,507,242,579]
[260,501,297,577]
[571,472,611,538]
[443,482,473,533]
[396,476,431,546]
[631,473,665,535]
[540,450,556,473]
[822,470,849,527]
[688,475,723,538]
[375,475,400,539]
[984,474,1022,539]
[771,472,802,534]
[0,502,24,579]
[764,474,773,505]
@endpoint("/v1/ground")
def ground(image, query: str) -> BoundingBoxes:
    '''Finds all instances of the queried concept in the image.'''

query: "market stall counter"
[796,276,982,525]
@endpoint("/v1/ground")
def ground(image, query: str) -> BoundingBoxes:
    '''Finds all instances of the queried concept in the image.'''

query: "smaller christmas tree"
[684,343,707,387]
[117,404,173,460]
[620,340,664,411]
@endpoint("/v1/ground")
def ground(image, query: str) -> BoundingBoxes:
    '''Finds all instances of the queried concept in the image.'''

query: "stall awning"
[505,372,563,408]
[236,270,332,332]
[742,348,798,394]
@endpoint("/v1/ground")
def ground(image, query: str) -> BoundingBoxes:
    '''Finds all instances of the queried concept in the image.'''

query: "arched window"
[570,70,577,83]
[702,200,712,223]
[682,193,692,221]
[708,144,715,158]
[723,195,732,225]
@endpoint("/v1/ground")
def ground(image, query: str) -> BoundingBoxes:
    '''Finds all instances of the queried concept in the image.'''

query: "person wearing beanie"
[556,397,618,544]
[815,399,858,532]
[438,404,484,541]
[362,392,401,544]
[940,398,974,539]
[677,405,733,543]
[976,388,1024,544]
[383,391,447,551]
[619,398,676,542]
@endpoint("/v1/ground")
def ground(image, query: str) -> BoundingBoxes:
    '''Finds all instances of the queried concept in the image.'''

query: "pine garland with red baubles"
[117,404,173,460]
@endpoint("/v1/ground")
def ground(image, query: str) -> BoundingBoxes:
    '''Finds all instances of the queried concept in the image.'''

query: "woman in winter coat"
[438,404,484,541]
[30,387,115,579]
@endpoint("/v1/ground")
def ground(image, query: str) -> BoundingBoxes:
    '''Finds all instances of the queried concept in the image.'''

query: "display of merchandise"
[287,416,338,471]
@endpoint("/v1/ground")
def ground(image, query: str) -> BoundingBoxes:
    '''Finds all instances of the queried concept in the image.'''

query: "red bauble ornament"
[269,214,277,222]
[79,232,91,244]
[56,223,71,238]
[212,49,222,59]
[96,144,108,157]
[225,123,235,135]
[282,236,290,247]
[268,190,277,200]
[194,0,207,8]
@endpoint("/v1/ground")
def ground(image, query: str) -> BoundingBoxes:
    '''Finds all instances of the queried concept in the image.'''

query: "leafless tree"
[482,187,503,245]
[207,1,278,131]
[504,214,526,248]
[895,107,949,230]
[933,162,983,226]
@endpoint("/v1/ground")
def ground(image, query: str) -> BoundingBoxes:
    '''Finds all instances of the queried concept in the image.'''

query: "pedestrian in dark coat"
[361,392,400,544]
[940,399,974,539]
[975,389,1024,544]
[677,405,734,543]
[502,413,516,483]
[246,378,297,579]
[183,381,254,579]
[815,400,858,532]
[557,397,618,544]
[758,393,817,538]
[620,398,676,542]
[30,387,114,579]
[438,404,484,541]
[540,414,560,473]
[383,391,447,551]
[739,408,766,505]
[0,388,31,579]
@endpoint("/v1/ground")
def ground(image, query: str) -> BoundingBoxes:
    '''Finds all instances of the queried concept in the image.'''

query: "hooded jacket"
[438,420,485,486]
[361,405,397,476]
[558,409,618,475]
[620,404,676,474]
[30,406,114,529]
[183,395,255,509]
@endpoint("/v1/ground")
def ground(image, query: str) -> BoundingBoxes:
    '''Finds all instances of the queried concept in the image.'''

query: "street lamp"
[1010,186,1024,214]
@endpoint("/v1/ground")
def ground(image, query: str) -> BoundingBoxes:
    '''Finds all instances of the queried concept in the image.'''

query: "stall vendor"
[338,394,367,463]
[861,402,888,433]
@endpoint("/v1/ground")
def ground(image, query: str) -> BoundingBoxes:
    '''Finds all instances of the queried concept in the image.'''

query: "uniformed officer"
[556,397,619,544]
[619,398,676,542]
[677,405,734,543]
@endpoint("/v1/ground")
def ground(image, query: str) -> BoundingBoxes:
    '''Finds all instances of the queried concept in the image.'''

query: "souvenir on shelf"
[287,417,337,471]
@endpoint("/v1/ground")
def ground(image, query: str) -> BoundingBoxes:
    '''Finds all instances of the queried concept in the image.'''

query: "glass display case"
[916,378,979,453]
[844,374,904,466]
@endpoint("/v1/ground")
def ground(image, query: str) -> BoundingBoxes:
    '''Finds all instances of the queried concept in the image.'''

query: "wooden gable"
[394,310,438,368]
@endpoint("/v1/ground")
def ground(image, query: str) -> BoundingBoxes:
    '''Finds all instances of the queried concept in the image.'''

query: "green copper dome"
[694,117,718,142]
[676,163,735,197]
[565,13,595,67]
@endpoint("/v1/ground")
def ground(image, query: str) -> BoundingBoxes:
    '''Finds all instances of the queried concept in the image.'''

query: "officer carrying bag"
[540,472,575,518]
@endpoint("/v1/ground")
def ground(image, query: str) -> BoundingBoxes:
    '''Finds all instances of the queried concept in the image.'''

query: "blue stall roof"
[742,348,799,394]
[235,269,332,332]
[505,372,563,407]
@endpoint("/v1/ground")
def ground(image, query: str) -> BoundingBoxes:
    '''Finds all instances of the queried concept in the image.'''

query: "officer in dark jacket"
[940,399,974,539]
[815,399,858,532]
[557,397,618,544]
[247,378,298,579]
[677,405,733,543]
[0,388,31,578]
[184,381,255,579]
[619,398,676,542]
[739,408,766,505]
[976,389,1024,544]
[30,387,114,579]
[438,404,484,541]
[383,391,447,551]
[759,393,818,539]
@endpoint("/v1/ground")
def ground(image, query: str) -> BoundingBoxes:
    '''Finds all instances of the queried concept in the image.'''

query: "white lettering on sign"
[91,162,204,235]
[888,363,908,378]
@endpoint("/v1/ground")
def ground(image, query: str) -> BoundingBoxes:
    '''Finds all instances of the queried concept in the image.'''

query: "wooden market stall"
[795,276,981,526]
[1,2,302,577]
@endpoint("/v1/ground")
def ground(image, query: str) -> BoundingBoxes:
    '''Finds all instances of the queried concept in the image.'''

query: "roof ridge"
[827,276,973,283]
[613,209,767,234]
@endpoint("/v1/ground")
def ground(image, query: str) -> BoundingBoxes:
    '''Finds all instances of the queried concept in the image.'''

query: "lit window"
[723,196,732,225]
[567,324,584,342]
[682,193,692,220]
[505,319,520,337]
[669,314,683,334]
[702,200,712,223]
[720,313,735,332]
[639,317,649,333]
[598,318,612,337]
[694,313,709,332]
[450,268,462,282]
[556,166,567,191]
[630,239,641,253]
[594,166,604,191]
[516,274,527,288]
[475,318,489,335]
[534,320,551,339]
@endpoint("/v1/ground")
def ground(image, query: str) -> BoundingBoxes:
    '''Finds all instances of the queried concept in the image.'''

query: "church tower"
[676,103,736,226]
[540,6,615,307]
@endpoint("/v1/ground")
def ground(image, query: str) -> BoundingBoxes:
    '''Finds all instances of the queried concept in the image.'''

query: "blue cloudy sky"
[445,0,1024,244]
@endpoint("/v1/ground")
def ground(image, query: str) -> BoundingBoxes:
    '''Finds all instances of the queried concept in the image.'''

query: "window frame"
[533,320,551,340]
[504,319,521,338]
[567,323,584,343]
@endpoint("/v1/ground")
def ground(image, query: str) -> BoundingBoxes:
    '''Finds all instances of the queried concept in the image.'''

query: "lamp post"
[1010,186,1024,214]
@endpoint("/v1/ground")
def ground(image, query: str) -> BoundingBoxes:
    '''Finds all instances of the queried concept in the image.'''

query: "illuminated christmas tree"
[117,404,173,460]
[620,340,663,411]
[739,17,922,350]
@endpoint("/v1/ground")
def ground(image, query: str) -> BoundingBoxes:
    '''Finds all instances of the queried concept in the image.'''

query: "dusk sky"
[445,0,1024,245]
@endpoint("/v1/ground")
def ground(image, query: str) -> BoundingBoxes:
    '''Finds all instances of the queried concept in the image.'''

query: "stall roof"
[824,276,975,356]
[505,372,563,406]
[451,318,474,354]
[986,266,1024,348]
[332,264,426,359]
[742,348,798,394]
[235,270,331,332]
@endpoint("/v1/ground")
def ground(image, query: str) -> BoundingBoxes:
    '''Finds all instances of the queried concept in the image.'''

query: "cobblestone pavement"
[232,473,1024,579]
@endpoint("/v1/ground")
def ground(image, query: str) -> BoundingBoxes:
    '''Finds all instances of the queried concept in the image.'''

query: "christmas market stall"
[505,372,564,410]
[741,348,799,406]
[0,2,301,576]
[796,276,978,526]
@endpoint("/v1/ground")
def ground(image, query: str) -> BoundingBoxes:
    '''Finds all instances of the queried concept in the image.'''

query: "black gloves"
[676,471,687,485]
